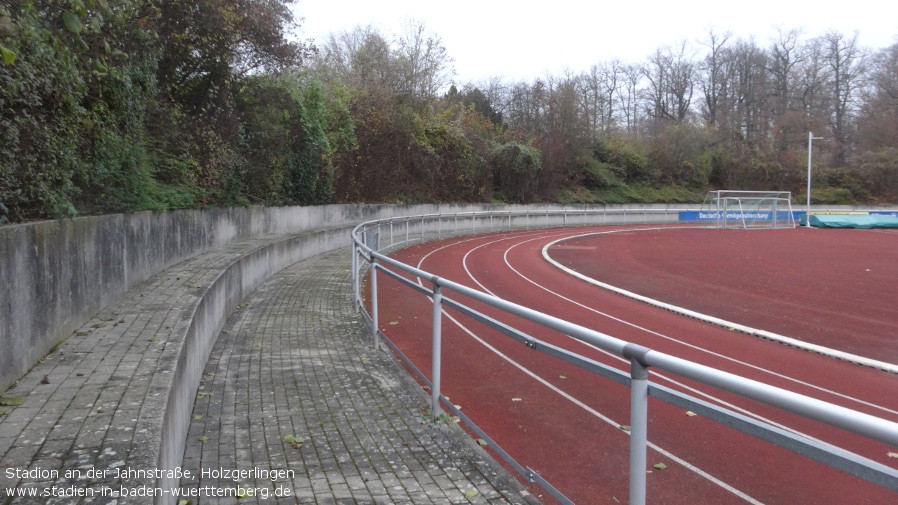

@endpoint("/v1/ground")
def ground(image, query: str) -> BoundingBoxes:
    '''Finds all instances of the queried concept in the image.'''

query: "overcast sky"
[293,0,897,84]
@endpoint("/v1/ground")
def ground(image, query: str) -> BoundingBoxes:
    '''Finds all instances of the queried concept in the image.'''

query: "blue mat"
[804,214,898,228]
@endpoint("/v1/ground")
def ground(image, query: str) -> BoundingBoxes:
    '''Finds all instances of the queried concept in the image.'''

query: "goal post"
[700,191,797,229]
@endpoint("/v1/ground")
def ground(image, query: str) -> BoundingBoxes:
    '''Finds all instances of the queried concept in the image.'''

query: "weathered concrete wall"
[0,203,690,391]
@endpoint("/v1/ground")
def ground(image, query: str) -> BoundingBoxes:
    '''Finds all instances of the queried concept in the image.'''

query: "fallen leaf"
[291,442,303,450]
[465,489,479,498]
[284,434,305,444]
[559,375,567,379]
[62,11,82,34]
[178,499,194,505]
[511,397,522,402]
[388,321,399,325]
[0,396,25,406]
[619,425,631,432]
[888,452,898,459]
[475,438,488,447]
[686,411,698,417]
[653,462,667,470]
[198,436,208,442]
[193,415,203,420]
[91,322,107,329]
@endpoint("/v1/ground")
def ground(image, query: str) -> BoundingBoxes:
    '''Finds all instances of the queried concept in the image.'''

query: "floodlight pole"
[806,132,824,227]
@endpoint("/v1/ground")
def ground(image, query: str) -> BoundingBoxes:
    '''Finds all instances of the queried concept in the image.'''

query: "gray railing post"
[371,259,380,351]
[352,243,359,312]
[625,344,650,505]
[431,282,443,420]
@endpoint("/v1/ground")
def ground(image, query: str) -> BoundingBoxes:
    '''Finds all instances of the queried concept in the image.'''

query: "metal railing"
[350,208,898,505]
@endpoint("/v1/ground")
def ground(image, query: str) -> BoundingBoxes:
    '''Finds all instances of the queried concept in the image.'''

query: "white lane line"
[542,230,898,374]
[460,232,833,439]
[412,231,763,504]
[443,307,764,505]
[498,229,898,418]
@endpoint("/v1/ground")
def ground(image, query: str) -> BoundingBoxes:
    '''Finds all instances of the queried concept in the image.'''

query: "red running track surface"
[548,226,898,364]
[373,225,898,504]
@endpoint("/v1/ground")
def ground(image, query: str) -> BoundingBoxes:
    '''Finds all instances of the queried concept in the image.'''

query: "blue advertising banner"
[678,211,798,222]
[680,209,898,224]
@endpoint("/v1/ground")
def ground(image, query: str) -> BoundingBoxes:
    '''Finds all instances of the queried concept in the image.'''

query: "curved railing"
[350,208,898,505]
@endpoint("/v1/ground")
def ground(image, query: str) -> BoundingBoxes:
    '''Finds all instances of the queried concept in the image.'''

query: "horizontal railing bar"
[377,265,434,297]
[363,244,898,449]
[440,401,531,479]
[442,298,631,388]
[649,382,898,490]
[645,352,898,447]
[351,208,898,501]
[362,301,560,499]
[524,467,576,505]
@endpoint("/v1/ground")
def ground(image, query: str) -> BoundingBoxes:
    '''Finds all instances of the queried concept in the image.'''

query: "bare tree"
[698,28,732,128]
[546,69,585,141]
[642,41,696,125]
[319,26,398,94]
[616,64,643,135]
[725,39,768,142]
[579,65,605,138]
[474,75,511,120]
[823,30,869,165]
[317,21,454,101]
[767,28,804,119]
[856,42,898,151]
[395,20,455,100]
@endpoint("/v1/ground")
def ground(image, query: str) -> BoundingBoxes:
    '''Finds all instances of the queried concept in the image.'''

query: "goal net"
[700,191,796,229]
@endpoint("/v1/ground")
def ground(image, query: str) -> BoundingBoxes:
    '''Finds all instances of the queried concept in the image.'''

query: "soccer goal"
[700,191,797,229]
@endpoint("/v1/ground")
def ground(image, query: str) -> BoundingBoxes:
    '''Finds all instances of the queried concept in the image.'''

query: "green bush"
[491,142,542,203]
[594,136,649,183]
[581,160,620,189]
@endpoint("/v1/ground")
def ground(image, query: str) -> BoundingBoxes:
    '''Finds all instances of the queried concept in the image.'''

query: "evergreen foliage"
[2,9,898,222]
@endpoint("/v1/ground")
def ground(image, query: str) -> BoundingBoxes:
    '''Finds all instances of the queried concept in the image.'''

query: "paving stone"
[1,239,540,505]
[176,249,540,504]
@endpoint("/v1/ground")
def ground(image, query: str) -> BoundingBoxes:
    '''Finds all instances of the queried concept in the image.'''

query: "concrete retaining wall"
[151,227,351,502]
[0,203,689,392]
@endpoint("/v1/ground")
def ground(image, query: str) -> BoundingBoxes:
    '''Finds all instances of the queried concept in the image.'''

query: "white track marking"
[458,232,836,441]
[410,230,764,503]
[542,230,898,374]
[492,231,898,419]
[443,307,764,505]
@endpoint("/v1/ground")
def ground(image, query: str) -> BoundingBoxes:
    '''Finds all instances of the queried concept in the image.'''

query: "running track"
[373,225,898,504]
